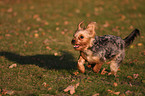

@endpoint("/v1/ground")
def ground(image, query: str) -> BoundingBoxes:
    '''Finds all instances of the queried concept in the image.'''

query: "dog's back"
[91,35,125,61]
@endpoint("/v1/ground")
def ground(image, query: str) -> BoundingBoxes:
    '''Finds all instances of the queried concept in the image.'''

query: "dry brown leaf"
[87,64,92,68]
[142,80,145,83]
[6,90,14,95]
[103,21,110,28]
[48,87,52,91]
[75,83,80,88]
[33,14,39,19]
[7,8,13,13]
[64,83,80,95]
[133,74,139,79]
[108,89,113,93]
[75,9,80,13]
[54,52,58,56]
[46,46,52,50]
[137,43,143,46]
[56,27,59,31]
[73,71,79,75]
[64,85,75,95]
[9,64,17,68]
[129,82,132,87]
[101,68,108,75]
[5,34,11,37]
[86,13,91,17]
[127,76,133,79]
[130,45,134,49]
[64,21,69,25]
[113,92,120,95]
[120,15,126,21]
[108,89,120,95]
[61,31,65,35]
[34,33,39,38]
[113,82,118,87]
[92,93,100,96]
[125,90,133,95]
[42,82,49,87]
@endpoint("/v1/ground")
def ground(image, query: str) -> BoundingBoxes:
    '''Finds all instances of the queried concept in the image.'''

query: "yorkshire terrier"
[71,21,140,76]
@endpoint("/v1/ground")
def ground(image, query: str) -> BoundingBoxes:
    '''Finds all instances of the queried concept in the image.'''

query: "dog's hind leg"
[92,63,103,73]
[109,51,125,76]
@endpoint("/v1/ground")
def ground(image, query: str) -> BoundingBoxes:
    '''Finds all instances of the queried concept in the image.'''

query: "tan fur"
[72,22,102,73]
[78,56,85,73]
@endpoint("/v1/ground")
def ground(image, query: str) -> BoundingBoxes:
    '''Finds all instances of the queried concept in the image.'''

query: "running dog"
[71,21,140,76]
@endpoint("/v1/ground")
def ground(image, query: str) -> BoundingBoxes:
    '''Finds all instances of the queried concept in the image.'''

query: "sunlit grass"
[0,0,145,95]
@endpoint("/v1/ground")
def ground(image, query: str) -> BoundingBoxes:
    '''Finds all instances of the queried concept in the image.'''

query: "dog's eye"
[80,36,84,39]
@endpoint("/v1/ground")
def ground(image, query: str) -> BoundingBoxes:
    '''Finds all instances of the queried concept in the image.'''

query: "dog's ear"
[86,22,96,37]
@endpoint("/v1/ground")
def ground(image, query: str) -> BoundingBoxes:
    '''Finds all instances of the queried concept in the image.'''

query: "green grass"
[0,0,145,95]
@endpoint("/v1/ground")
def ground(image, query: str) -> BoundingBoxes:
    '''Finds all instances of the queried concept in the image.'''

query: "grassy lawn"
[0,0,145,95]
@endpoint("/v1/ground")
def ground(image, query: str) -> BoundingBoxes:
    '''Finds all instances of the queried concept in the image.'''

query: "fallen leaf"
[113,92,120,95]
[7,8,13,13]
[107,89,113,93]
[61,31,65,35]
[127,76,133,79]
[56,27,59,31]
[103,21,110,28]
[64,21,69,25]
[48,87,52,91]
[133,74,139,79]
[86,13,91,17]
[87,64,92,68]
[120,14,126,21]
[54,52,58,56]
[137,43,143,46]
[5,34,11,37]
[55,22,59,25]
[44,21,49,25]
[101,68,108,75]
[1,89,14,95]
[130,45,134,48]
[142,80,145,83]
[17,19,22,23]
[64,85,75,95]
[92,93,100,96]
[129,25,134,29]
[75,83,80,88]
[75,9,80,13]
[6,90,14,95]
[46,46,52,50]
[73,71,79,75]
[108,89,120,95]
[125,90,133,95]
[113,82,118,87]
[34,33,39,38]
[33,14,39,19]
[42,82,48,87]
[129,82,132,87]
[9,64,17,68]
[64,83,80,95]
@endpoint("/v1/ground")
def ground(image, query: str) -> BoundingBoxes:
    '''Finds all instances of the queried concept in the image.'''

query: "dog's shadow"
[0,51,77,71]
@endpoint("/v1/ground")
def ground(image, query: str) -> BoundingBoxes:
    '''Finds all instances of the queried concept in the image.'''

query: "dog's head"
[71,21,96,51]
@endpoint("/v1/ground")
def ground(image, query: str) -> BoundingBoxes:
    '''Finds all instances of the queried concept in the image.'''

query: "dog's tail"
[124,29,140,47]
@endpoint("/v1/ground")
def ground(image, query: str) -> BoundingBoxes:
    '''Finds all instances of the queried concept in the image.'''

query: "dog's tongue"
[74,45,79,48]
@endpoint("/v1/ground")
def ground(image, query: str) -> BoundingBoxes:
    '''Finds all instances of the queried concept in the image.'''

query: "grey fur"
[89,35,125,65]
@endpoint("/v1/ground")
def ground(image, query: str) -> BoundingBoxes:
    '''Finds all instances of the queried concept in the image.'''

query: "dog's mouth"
[73,44,80,48]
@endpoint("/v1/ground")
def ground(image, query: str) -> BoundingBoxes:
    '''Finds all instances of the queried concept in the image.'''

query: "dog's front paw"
[92,63,102,73]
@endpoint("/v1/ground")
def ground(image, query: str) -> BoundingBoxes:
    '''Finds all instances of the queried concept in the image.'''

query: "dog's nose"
[71,39,75,44]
